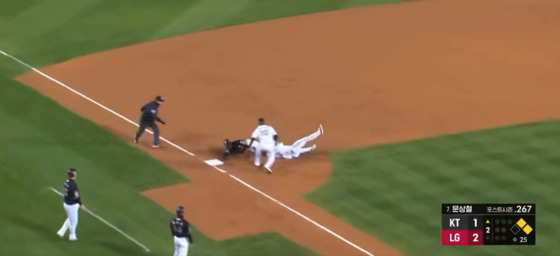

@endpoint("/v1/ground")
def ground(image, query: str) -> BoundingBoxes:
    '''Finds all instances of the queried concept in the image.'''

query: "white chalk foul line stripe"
[0,51,195,156]
[3,50,374,256]
[48,187,151,253]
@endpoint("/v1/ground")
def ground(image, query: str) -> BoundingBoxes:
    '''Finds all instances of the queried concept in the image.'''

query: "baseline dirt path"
[18,0,560,255]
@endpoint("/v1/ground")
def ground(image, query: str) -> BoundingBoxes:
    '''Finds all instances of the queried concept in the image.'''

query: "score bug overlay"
[441,204,535,245]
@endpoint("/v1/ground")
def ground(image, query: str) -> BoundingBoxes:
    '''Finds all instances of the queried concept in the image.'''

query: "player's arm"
[152,110,165,124]
[248,128,259,147]
[271,127,278,145]
[185,220,193,243]
[72,183,86,209]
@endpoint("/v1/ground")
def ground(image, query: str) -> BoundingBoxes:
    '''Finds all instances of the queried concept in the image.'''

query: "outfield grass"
[306,121,560,256]
[0,0,413,72]
[1,0,414,255]
[0,76,318,256]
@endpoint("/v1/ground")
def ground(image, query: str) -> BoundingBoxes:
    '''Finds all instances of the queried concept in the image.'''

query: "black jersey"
[170,217,193,243]
[63,179,82,205]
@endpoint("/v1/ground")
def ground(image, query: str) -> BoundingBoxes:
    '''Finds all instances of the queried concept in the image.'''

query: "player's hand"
[160,121,166,125]
[80,205,87,211]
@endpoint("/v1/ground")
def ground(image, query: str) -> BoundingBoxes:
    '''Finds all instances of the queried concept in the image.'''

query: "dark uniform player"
[170,206,193,256]
[134,96,166,148]
[223,138,252,158]
[57,168,86,241]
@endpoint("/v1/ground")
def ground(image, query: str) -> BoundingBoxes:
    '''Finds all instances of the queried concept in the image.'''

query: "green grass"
[1,0,414,255]
[0,0,413,71]
[306,121,560,256]
[0,76,318,256]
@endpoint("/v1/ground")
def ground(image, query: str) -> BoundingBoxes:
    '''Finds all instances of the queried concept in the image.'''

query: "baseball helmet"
[67,168,78,178]
[176,206,184,217]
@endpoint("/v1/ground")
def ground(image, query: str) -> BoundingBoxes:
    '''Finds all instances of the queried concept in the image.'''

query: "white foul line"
[48,187,151,253]
[2,50,374,256]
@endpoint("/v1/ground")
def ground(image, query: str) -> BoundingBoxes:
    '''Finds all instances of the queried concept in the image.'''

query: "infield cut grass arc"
[0,49,375,256]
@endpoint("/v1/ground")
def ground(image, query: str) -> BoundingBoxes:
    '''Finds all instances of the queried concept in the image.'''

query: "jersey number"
[172,220,183,234]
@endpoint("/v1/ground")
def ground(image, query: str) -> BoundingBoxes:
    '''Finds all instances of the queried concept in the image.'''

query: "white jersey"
[275,144,297,159]
[251,125,277,146]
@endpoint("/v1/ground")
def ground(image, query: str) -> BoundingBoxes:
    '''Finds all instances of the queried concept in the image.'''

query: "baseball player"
[134,95,166,148]
[248,118,278,174]
[57,168,86,241]
[274,124,323,159]
[223,138,251,158]
[247,125,323,159]
[170,206,193,256]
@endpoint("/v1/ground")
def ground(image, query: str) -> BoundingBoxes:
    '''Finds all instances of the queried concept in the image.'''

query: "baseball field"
[1,0,559,255]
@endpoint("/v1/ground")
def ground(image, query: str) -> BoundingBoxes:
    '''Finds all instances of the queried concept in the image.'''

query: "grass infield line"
[1,49,374,256]
[48,187,151,253]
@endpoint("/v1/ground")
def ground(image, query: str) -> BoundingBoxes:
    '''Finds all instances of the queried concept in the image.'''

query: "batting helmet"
[67,168,77,178]
[176,206,185,217]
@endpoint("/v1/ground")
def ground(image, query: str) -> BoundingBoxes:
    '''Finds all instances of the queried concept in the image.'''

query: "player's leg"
[57,219,70,237]
[58,203,71,237]
[254,145,262,166]
[181,239,189,256]
[134,120,147,142]
[150,122,160,147]
[264,145,276,171]
[173,237,180,256]
[68,204,79,240]
[291,127,322,149]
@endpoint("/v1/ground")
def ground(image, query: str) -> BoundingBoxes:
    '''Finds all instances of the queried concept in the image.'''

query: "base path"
[17,0,560,255]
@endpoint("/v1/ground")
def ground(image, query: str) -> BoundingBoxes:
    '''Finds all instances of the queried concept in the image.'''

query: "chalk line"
[2,50,374,256]
[48,187,151,253]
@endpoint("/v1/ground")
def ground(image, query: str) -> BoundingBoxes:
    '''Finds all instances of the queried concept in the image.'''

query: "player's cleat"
[134,138,138,144]
[264,166,272,174]
[319,124,324,135]
[56,231,64,239]
[152,144,160,148]
[69,235,78,241]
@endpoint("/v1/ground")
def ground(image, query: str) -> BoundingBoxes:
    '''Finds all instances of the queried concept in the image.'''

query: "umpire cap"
[155,95,165,102]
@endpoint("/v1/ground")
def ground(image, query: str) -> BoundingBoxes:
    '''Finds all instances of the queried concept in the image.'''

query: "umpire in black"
[134,95,166,148]
[170,206,193,256]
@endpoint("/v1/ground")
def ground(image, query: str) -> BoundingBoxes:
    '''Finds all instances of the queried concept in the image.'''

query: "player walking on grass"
[248,118,278,174]
[134,95,166,148]
[170,206,193,256]
[57,168,86,241]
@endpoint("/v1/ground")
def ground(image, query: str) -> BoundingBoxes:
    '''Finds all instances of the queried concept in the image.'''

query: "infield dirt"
[17,0,560,255]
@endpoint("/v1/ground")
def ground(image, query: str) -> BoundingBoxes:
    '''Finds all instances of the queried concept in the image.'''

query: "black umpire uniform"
[134,96,166,148]
[170,206,193,256]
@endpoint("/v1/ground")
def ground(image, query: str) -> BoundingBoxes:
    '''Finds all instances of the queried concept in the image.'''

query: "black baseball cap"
[155,95,165,102]
[258,118,265,124]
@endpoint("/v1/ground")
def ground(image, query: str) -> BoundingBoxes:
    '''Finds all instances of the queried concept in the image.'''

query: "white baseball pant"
[173,236,190,256]
[58,203,79,239]
[254,143,276,169]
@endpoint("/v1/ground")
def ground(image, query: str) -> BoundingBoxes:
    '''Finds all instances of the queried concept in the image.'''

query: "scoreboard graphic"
[441,203,535,245]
